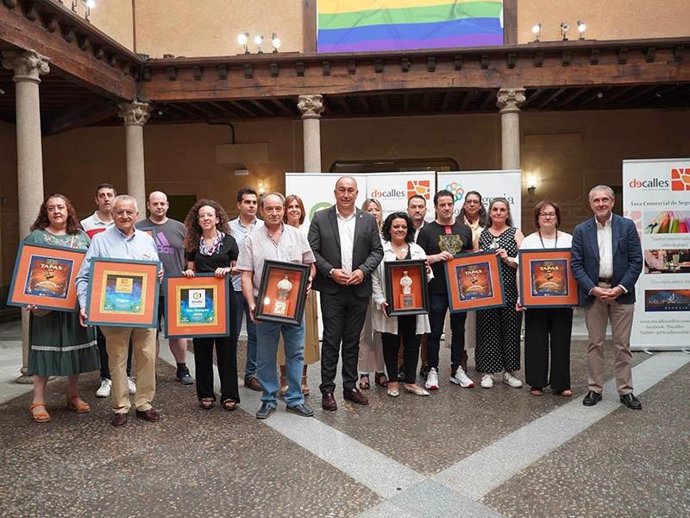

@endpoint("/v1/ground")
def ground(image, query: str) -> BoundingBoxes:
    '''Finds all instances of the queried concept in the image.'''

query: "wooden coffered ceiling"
[1,0,689,135]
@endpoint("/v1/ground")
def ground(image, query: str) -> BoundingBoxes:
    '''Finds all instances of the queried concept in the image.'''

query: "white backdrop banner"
[623,158,690,350]
[437,170,522,229]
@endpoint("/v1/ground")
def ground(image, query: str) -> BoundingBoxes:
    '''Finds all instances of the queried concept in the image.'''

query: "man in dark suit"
[571,185,643,410]
[308,176,384,411]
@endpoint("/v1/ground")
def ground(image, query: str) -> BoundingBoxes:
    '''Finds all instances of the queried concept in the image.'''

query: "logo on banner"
[628,178,669,189]
[671,168,690,191]
[309,202,332,221]
[444,181,465,203]
[407,180,431,200]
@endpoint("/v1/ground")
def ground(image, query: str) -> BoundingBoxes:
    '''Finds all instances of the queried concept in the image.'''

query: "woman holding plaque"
[476,197,524,389]
[26,194,100,423]
[358,198,388,389]
[277,194,320,396]
[372,212,431,397]
[517,201,573,397]
[183,200,240,411]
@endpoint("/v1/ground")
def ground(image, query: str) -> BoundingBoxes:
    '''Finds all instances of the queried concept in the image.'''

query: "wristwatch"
[328,268,335,278]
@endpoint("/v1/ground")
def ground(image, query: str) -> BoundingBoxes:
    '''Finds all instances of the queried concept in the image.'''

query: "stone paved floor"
[1,317,688,517]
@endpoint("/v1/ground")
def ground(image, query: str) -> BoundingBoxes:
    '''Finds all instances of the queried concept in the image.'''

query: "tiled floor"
[1,317,688,517]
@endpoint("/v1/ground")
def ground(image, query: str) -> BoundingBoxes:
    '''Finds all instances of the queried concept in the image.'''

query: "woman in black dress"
[183,200,240,410]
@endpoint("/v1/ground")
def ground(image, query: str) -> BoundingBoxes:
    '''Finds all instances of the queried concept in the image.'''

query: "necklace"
[538,230,558,249]
[391,242,409,258]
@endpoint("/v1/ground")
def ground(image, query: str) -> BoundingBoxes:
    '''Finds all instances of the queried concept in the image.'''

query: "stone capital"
[297,94,325,120]
[2,50,50,84]
[118,101,152,126]
[496,88,526,114]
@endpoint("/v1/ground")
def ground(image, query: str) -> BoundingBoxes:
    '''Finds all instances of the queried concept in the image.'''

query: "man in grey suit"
[308,176,384,411]
[571,185,643,410]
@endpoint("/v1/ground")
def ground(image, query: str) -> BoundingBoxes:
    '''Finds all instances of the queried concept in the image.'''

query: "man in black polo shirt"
[417,189,474,390]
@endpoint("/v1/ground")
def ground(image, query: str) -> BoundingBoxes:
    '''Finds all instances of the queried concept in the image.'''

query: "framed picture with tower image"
[254,260,309,325]
[383,259,429,316]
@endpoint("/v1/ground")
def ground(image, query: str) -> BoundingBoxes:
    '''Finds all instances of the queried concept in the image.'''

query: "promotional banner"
[623,158,690,350]
[437,170,522,229]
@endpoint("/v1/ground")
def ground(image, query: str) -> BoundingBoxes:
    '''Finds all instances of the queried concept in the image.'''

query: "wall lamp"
[254,34,264,54]
[560,22,569,41]
[527,175,538,195]
[237,32,282,54]
[531,23,542,42]
[71,0,95,22]
[271,33,282,53]
[237,32,250,54]
[577,20,587,40]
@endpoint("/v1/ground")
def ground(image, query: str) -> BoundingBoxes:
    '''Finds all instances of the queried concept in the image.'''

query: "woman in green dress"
[26,194,100,422]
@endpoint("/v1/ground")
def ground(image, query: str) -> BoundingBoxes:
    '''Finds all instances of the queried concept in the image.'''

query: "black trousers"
[319,287,370,393]
[524,308,573,391]
[97,327,132,379]
[382,315,420,384]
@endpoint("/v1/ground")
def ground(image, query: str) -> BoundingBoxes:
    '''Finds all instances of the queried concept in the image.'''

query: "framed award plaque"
[518,249,578,308]
[383,259,429,316]
[86,258,160,328]
[164,274,230,338]
[254,260,309,325]
[445,251,505,312]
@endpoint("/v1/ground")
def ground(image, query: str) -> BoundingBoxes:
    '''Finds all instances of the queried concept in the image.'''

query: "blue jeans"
[428,293,467,370]
[255,320,306,407]
[235,294,258,378]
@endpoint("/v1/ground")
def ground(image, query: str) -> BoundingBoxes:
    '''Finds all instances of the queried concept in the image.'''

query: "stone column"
[297,95,325,173]
[496,88,526,170]
[2,50,50,382]
[117,101,151,218]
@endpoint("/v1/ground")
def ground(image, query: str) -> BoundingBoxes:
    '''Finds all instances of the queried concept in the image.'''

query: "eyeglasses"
[114,210,136,217]
[539,212,557,218]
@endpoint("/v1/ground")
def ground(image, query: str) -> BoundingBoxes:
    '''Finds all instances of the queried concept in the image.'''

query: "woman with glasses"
[476,197,524,389]
[517,201,574,397]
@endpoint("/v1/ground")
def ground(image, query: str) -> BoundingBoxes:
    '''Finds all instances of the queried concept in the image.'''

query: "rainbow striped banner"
[317,0,504,53]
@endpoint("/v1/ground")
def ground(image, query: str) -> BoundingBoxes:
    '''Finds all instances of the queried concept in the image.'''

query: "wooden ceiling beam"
[42,98,116,136]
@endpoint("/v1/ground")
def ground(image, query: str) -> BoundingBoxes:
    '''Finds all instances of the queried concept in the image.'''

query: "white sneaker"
[96,378,112,398]
[424,368,439,390]
[480,374,494,388]
[502,371,523,388]
[128,377,137,394]
[450,366,475,388]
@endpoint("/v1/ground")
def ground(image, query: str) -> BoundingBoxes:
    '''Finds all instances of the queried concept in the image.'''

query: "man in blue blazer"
[571,185,643,410]
[308,176,383,411]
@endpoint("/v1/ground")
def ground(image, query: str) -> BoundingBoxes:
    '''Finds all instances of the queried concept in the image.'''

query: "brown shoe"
[111,413,128,427]
[244,376,262,392]
[343,388,369,405]
[135,408,161,422]
[321,392,337,411]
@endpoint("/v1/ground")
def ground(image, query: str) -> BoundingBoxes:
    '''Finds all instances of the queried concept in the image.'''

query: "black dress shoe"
[343,388,369,405]
[286,403,314,417]
[321,392,337,411]
[111,413,128,427]
[256,402,276,419]
[582,391,603,407]
[135,408,161,422]
[619,393,642,410]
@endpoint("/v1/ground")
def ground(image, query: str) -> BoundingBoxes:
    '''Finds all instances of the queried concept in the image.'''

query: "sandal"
[222,399,238,411]
[529,387,544,397]
[359,374,370,390]
[30,402,51,423]
[66,396,91,413]
[200,398,214,410]
[374,372,389,387]
[556,388,573,397]
[301,375,310,396]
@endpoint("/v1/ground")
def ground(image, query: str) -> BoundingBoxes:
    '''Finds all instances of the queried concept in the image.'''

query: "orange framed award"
[254,260,309,325]
[445,252,505,312]
[86,258,160,328]
[164,274,230,338]
[7,242,85,311]
[384,259,429,316]
[518,249,578,308]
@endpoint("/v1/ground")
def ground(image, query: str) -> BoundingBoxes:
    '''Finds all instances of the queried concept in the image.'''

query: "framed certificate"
[384,259,429,316]
[7,242,86,311]
[86,258,160,328]
[164,274,230,338]
[518,249,578,308]
[255,260,309,325]
[445,251,505,312]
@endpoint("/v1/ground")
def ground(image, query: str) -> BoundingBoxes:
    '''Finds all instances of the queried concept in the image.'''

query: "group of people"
[24,176,644,426]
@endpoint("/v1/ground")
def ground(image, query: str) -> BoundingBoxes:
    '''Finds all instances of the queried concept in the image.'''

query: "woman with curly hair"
[183,199,240,411]
[26,194,100,423]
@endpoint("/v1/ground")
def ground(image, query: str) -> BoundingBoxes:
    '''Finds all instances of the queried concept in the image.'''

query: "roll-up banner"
[623,158,690,351]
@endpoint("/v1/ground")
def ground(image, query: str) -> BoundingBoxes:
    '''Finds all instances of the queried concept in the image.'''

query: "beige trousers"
[583,297,635,395]
[101,326,157,413]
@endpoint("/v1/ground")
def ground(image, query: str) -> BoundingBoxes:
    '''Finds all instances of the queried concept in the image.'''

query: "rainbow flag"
[317,0,504,53]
